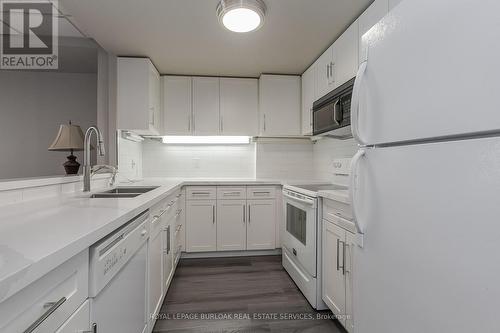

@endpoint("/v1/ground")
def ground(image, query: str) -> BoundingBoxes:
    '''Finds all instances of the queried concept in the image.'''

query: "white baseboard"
[181,248,282,259]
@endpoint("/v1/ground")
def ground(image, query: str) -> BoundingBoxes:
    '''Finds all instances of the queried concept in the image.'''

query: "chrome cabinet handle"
[243,205,246,223]
[253,191,270,195]
[248,205,251,223]
[223,191,241,196]
[342,241,346,275]
[212,205,215,224]
[24,297,67,333]
[326,63,330,79]
[188,114,191,132]
[336,239,340,271]
[167,225,171,254]
[263,114,266,132]
[192,192,210,195]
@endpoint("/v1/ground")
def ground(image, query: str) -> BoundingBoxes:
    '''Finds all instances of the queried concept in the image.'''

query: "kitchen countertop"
[0,178,282,303]
[317,189,350,204]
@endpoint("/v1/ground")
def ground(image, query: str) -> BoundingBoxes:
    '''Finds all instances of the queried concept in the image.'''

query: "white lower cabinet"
[0,250,89,333]
[148,216,164,328]
[185,186,278,253]
[163,221,174,290]
[217,199,247,251]
[322,221,346,319]
[55,300,90,333]
[322,219,355,332]
[247,199,276,250]
[186,199,217,252]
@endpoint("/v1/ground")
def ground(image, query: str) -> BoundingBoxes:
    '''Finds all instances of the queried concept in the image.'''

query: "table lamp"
[48,121,85,175]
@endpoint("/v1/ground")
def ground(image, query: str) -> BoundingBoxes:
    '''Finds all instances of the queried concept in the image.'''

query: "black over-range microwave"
[312,77,355,138]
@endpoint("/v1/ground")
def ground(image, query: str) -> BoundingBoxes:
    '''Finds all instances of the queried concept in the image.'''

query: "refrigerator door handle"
[350,149,366,235]
[351,61,367,146]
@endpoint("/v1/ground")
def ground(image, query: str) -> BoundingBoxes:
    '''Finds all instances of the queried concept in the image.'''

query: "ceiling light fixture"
[217,0,266,33]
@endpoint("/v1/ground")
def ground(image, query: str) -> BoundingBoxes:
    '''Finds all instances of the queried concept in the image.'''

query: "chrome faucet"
[91,165,118,187]
[83,126,106,192]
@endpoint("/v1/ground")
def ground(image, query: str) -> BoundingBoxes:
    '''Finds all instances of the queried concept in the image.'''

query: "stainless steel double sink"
[90,186,159,198]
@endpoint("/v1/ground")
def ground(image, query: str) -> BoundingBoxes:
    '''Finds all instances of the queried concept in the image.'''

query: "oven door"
[282,190,317,277]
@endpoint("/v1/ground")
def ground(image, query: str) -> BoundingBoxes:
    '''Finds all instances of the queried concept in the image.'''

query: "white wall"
[142,140,256,179]
[312,137,358,183]
[256,140,315,181]
[0,71,97,179]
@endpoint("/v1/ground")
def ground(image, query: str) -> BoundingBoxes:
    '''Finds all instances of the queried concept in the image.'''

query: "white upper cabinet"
[315,44,335,99]
[301,64,316,135]
[163,76,192,135]
[359,0,389,64]
[117,57,161,135]
[192,77,220,135]
[334,19,359,88]
[259,74,301,136]
[220,78,258,136]
[389,0,403,10]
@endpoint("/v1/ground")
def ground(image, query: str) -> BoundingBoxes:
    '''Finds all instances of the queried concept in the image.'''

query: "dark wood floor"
[153,255,346,333]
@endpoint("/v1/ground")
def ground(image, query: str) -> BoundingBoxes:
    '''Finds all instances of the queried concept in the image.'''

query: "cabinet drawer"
[0,250,89,333]
[186,186,217,200]
[217,186,246,199]
[246,186,276,199]
[54,300,90,333]
[322,197,353,222]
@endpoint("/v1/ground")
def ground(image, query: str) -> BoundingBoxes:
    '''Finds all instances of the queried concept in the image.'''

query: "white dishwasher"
[89,211,150,333]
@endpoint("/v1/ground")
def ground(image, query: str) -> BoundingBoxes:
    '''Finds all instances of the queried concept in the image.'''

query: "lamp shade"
[48,124,85,151]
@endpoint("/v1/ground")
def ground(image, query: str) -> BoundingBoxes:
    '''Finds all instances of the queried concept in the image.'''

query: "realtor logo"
[1,0,58,69]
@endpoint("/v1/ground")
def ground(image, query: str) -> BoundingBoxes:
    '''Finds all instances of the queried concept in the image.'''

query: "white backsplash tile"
[118,134,143,180]
[256,140,315,181]
[142,141,256,178]
[312,137,358,185]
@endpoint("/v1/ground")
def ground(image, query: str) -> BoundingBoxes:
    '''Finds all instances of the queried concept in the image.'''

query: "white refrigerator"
[349,0,500,332]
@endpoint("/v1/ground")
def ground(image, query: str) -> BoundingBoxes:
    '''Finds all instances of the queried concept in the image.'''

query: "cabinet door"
[117,57,156,134]
[334,20,359,88]
[301,64,316,135]
[163,76,192,135]
[259,75,301,136]
[192,77,220,135]
[217,200,247,251]
[186,200,217,252]
[315,45,334,99]
[322,220,346,322]
[55,300,90,333]
[220,78,258,136]
[389,0,403,10]
[359,0,389,64]
[247,199,276,250]
[148,226,163,323]
[344,231,356,333]
[163,222,174,292]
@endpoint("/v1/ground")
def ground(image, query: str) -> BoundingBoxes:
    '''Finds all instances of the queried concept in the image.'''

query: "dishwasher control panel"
[89,211,150,297]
